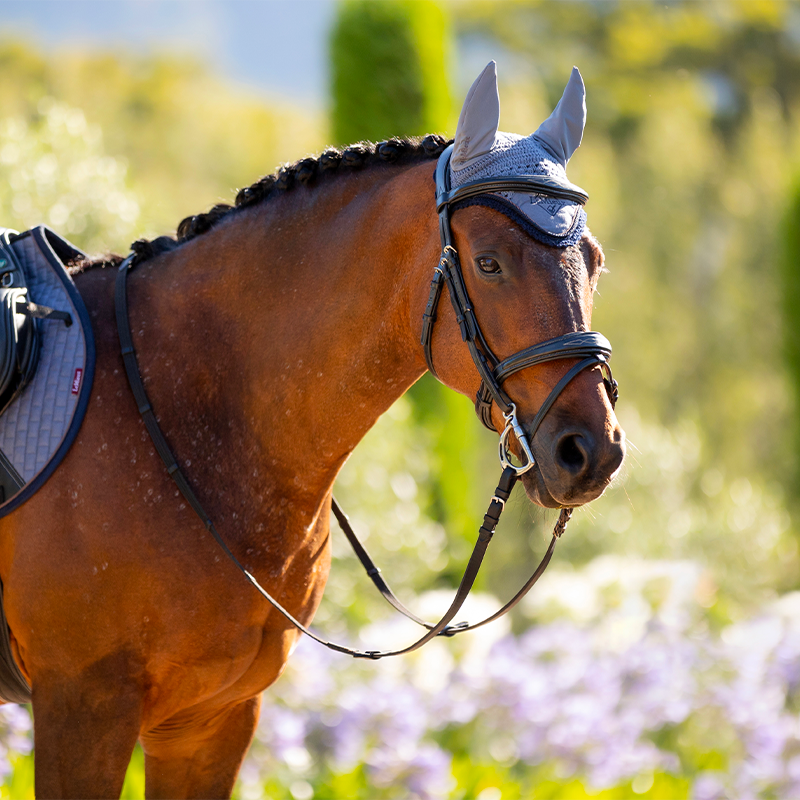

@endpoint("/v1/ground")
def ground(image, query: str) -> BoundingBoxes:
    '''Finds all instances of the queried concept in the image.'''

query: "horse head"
[423,62,625,508]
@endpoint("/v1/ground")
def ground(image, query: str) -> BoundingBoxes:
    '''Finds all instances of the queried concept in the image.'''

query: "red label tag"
[71,368,83,395]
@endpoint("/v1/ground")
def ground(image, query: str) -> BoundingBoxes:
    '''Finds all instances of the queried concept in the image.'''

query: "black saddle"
[0,229,41,415]
[0,230,74,418]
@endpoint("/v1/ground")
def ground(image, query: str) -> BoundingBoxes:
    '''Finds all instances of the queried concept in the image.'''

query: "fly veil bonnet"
[449,60,588,248]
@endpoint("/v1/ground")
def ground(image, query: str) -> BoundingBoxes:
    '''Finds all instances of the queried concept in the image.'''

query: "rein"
[114,146,618,659]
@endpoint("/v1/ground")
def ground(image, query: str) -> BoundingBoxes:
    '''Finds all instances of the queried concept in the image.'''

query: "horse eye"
[476,256,501,275]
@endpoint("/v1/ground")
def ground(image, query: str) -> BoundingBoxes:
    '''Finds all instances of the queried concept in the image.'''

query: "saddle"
[0,229,41,417]
[0,225,96,703]
[0,230,76,417]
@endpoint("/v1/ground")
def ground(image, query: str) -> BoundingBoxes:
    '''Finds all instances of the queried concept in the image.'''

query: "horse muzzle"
[518,411,626,508]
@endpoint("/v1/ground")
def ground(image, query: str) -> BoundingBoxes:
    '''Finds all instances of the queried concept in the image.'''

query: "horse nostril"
[555,432,591,476]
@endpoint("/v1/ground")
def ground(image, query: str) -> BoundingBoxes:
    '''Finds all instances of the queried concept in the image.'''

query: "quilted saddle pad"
[0,226,95,517]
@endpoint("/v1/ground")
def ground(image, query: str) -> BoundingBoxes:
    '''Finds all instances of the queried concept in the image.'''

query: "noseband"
[422,144,618,474]
[115,144,620,660]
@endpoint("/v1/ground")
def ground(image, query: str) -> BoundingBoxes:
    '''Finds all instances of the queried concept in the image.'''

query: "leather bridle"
[115,144,619,659]
[421,144,618,475]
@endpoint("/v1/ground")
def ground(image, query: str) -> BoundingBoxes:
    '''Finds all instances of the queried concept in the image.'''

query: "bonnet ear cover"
[532,66,586,168]
[451,61,500,171]
[449,63,588,248]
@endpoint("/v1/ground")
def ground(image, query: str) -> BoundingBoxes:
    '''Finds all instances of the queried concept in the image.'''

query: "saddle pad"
[0,226,95,517]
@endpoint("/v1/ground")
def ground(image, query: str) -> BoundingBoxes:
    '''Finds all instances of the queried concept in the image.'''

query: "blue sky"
[0,0,337,105]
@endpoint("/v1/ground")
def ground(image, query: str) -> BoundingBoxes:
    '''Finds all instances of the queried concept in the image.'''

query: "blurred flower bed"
[228,400,800,800]
[232,563,800,800]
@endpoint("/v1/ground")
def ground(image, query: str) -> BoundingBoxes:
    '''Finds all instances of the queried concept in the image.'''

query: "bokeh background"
[1,1,800,798]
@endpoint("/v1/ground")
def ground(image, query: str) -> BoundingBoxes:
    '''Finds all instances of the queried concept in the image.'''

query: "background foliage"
[330,0,451,145]
[0,41,324,250]
[1,1,800,798]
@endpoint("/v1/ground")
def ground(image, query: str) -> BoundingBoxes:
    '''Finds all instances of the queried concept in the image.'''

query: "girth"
[421,144,617,474]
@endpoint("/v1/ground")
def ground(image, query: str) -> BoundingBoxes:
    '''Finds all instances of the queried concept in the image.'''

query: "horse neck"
[130,160,439,528]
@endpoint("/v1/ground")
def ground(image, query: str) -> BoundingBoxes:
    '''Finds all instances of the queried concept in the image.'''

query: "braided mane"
[128,135,451,265]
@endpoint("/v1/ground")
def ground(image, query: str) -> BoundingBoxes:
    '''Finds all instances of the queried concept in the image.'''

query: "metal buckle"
[1,270,14,288]
[498,403,536,475]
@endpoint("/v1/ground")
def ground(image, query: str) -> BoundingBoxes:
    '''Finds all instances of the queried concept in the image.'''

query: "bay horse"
[0,63,624,798]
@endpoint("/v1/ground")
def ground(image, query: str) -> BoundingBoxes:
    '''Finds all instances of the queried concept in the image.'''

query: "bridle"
[115,144,618,660]
[422,144,618,476]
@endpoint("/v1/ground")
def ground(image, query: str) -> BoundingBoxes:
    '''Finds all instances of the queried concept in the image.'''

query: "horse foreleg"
[32,673,143,799]
[142,695,262,800]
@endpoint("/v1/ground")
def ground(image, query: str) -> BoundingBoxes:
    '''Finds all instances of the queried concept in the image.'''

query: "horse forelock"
[112,135,452,269]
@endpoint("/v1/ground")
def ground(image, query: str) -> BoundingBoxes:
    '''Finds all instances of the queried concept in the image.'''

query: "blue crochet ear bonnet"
[449,62,587,248]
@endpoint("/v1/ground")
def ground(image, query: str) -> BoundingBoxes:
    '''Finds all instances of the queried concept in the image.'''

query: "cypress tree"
[329,0,451,146]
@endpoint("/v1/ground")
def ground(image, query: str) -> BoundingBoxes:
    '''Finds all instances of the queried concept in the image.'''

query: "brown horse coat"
[0,144,623,797]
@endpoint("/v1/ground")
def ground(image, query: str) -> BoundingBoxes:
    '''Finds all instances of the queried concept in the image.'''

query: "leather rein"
[114,145,618,660]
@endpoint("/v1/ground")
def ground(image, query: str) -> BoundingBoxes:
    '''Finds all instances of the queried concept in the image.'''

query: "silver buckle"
[498,403,536,475]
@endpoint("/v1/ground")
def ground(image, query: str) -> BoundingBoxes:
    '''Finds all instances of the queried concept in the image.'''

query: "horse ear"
[451,61,500,170]
[532,67,586,167]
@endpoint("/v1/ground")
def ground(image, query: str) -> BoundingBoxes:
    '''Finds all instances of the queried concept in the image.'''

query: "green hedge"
[329,0,451,145]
